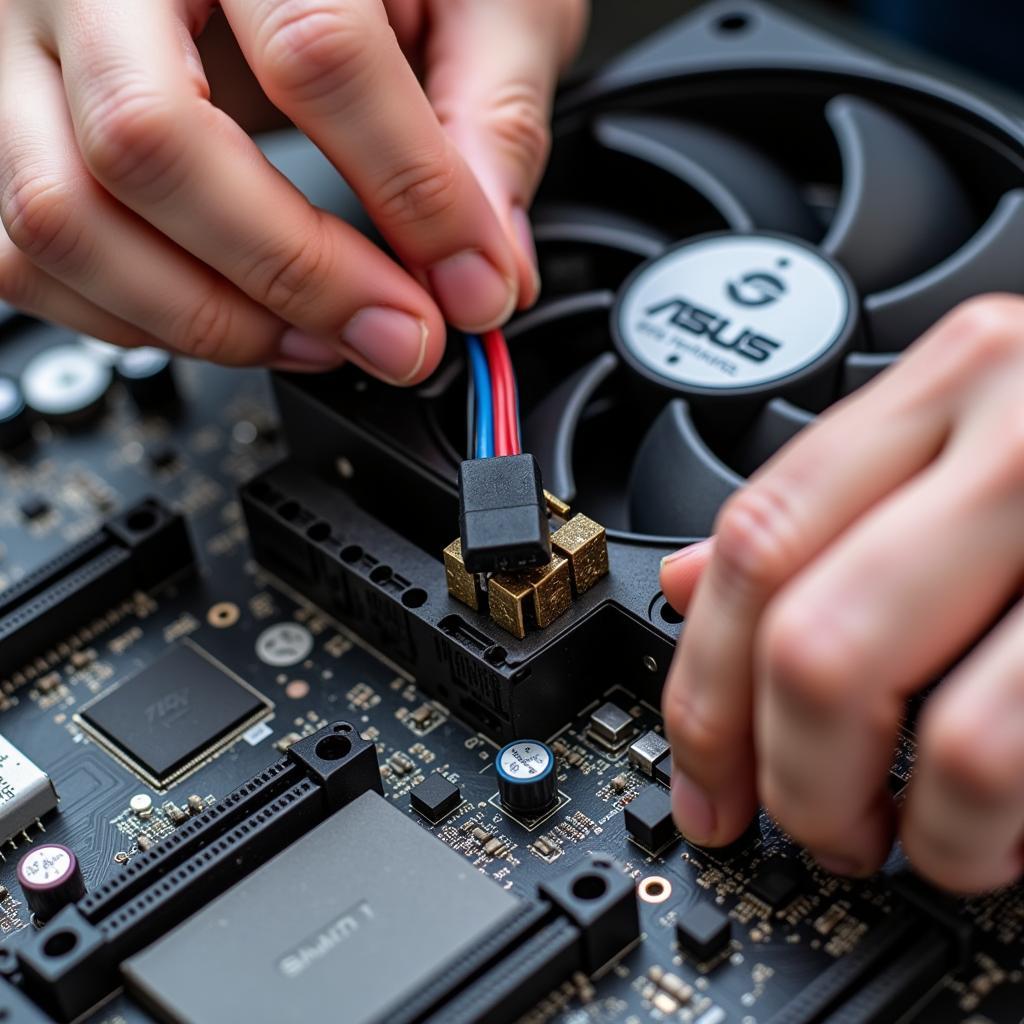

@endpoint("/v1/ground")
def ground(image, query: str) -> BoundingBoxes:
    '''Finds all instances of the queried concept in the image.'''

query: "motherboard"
[3,2,1024,1021]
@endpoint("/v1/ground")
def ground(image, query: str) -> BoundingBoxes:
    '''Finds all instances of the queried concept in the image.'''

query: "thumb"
[660,538,715,616]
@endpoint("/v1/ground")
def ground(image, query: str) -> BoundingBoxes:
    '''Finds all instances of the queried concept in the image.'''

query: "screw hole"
[660,600,683,625]
[43,931,78,957]
[401,587,427,609]
[340,544,363,564]
[370,564,392,584]
[484,645,507,666]
[715,12,750,32]
[306,521,331,542]
[571,874,608,901]
[315,734,352,761]
[278,500,300,522]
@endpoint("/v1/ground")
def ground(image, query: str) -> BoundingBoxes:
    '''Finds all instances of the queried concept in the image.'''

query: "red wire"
[484,329,520,456]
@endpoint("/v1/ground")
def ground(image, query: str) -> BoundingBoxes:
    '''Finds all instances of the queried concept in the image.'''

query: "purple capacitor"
[17,844,85,922]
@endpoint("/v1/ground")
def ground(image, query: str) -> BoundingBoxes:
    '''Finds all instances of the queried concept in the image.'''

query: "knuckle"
[0,173,86,272]
[241,226,330,318]
[373,149,460,228]
[482,86,551,188]
[258,2,378,102]
[79,81,181,194]
[924,713,1021,804]
[941,293,1024,367]
[713,485,796,597]
[759,600,858,713]
[174,289,241,365]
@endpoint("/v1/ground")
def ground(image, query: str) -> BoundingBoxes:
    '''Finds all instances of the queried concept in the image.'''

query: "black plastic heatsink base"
[240,460,675,743]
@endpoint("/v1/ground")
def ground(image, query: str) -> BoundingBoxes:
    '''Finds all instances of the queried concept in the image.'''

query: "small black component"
[18,495,48,520]
[748,859,804,911]
[458,454,550,573]
[676,902,732,962]
[146,444,178,470]
[589,702,634,745]
[17,844,86,923]
[79,643,270,787]
[18,906,111,1022]
[539,855,640,973]
[653,752,671,788]
[286,721,383,810]
[0,373,31,451]
[410,773,461,822]
[116,347,179,411]
[623,785,676,851]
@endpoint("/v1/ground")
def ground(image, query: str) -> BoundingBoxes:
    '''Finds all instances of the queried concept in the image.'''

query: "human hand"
[0,0,585,381]
[659,294,1024,893]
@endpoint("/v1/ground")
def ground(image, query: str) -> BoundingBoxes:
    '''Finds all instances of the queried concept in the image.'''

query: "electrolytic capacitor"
[21,344,112,423]
[0,374,31,450]
[116,347,179,411]
[496,739,557,817]
[17,844,86,923]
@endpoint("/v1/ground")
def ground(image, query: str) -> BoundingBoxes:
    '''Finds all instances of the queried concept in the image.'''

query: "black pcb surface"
[79,643,271,787]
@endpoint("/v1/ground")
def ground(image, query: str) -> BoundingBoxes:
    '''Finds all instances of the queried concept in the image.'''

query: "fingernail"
[428,249,517,331]
[511,206,541,303]
[661,538,712,570]
[816,854,864,877]
[672,769,716,844]
[275,330,346,370]
[340,307,428,384]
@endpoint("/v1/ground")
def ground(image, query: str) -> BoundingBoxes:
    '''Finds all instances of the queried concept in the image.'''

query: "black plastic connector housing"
[458,455,550,573]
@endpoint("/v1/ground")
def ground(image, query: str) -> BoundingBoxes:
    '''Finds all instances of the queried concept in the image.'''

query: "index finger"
[223,0,520,333]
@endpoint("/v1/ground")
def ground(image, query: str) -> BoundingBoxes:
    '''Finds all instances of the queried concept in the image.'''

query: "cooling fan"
[498,63,1024,538]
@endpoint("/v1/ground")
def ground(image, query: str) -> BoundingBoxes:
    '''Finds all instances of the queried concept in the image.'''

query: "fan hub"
[612,233,856,398]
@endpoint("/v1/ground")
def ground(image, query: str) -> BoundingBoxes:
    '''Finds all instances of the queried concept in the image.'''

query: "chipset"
[77,643,272,789]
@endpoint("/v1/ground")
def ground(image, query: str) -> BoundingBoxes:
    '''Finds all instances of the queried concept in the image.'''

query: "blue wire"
[465,335,494,459]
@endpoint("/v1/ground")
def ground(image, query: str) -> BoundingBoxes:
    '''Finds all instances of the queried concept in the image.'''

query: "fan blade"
[531,202,670,259]
[628,400,742,538]
[821,96,973,294]
[730,399,815,476]
[864,189,1024,350]
[840,352,897,395]
[593,113,818,238]
[522,352,620,504]
[504,289,615,340]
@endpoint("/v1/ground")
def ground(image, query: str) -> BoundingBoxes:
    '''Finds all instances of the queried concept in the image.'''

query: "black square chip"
[80,644,271,787]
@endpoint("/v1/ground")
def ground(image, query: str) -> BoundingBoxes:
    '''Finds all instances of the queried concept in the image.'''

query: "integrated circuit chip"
[78,643,271,788]
[124,790,521,1024]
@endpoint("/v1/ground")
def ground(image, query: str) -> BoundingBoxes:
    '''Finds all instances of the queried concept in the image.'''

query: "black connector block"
[539,855,640,973]
[18,906,111,1022]
[286,722,383,810]
[458,455,550,572]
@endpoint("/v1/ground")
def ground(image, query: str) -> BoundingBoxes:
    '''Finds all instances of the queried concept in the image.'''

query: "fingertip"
[510,205,541,310]
[428,250,518,333]
[659,538,714,614]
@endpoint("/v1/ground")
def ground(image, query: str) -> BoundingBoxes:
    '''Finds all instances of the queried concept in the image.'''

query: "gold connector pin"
[443,538,482,610]
[551,514,609,595]
[489,555,572,639]
[544,490,572,520]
